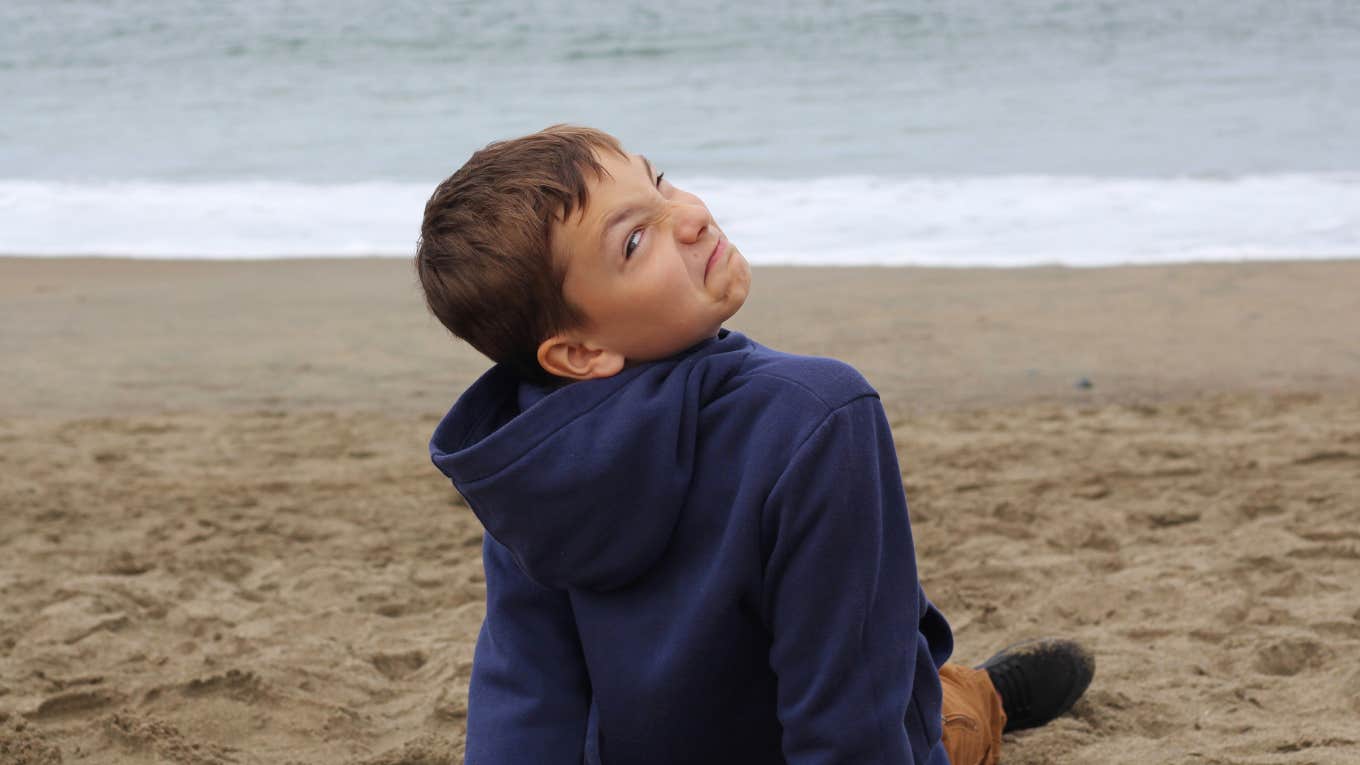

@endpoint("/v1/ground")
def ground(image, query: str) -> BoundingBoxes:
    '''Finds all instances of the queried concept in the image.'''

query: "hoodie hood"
[429,330,753,591]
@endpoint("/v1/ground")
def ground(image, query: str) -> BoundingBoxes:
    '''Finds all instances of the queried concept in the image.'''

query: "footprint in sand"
[369,650,428,681]
[26,689,123,721]
[1253,638,1330,676]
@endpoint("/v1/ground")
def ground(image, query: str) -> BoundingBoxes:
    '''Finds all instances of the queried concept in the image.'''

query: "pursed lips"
[704,235,727,282]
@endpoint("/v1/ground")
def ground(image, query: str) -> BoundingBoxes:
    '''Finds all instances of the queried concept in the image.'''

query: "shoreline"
[5,256,1360,418]
[4,253,1359,266]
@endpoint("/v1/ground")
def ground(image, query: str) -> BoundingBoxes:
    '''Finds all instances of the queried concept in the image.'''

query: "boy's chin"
[717,296,747,328]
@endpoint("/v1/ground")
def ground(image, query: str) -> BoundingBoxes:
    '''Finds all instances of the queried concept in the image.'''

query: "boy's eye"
[655,171,665,188]
[625,229,643,259]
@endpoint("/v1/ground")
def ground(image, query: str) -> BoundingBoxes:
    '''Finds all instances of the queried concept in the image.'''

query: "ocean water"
[2,0,1358,264]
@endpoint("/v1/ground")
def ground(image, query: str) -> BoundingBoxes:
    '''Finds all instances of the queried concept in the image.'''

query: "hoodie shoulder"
[735,342,879,413]
[425,330,880,593]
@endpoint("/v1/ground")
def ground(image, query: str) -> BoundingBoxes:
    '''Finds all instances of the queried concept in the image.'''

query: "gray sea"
[2,0,1358,263]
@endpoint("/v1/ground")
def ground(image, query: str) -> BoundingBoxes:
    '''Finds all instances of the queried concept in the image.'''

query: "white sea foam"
[2,174,1358,265]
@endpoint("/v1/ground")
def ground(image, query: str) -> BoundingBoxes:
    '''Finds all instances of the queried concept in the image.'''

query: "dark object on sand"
[977,638,1096,733]
[1075,377,1094,390]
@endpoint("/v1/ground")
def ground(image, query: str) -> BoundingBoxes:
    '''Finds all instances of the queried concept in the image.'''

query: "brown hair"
[416,125,626,383]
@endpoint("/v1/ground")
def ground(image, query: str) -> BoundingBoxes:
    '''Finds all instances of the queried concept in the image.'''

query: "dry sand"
[2,257,1358,764]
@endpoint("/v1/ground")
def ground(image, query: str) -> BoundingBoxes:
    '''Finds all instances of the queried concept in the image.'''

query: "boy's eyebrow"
[598,154,659,244]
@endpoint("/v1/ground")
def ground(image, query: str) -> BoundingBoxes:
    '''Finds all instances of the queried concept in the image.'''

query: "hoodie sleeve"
[464,535,591,765]
[760,394,924,765]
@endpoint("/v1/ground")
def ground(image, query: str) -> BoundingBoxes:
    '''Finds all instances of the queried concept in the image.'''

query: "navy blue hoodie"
[429,330,953,765]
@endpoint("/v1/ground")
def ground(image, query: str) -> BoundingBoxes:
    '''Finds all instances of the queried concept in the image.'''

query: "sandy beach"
[2,256,1358,764]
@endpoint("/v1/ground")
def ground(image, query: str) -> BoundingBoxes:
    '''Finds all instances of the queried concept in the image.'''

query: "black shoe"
[976,638,1094,733]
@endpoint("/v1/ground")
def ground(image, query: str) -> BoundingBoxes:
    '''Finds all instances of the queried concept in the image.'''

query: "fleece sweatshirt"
[429,329,953,765]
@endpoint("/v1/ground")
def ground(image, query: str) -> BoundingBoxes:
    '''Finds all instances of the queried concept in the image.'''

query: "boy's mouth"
[704,236,728,282]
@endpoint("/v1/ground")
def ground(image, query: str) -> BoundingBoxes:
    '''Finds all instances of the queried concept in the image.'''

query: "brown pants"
[939,664,1006,765]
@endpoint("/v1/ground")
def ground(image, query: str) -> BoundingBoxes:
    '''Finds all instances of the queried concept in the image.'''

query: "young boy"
[418,125,1093,765]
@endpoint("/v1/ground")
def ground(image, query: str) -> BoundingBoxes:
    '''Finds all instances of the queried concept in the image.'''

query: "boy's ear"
[536,334,626,381]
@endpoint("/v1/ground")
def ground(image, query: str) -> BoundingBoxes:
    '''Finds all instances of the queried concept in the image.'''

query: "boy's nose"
[671,200,711,245]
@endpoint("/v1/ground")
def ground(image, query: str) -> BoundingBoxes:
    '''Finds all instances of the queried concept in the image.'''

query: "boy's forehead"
[582,150,651,218]
[557,150,652,251]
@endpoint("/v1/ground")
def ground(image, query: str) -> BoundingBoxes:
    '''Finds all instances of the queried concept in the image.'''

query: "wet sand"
[2,257,1358,763]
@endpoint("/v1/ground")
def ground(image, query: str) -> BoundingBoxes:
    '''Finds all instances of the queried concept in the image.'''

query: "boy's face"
[545,148,751,376]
